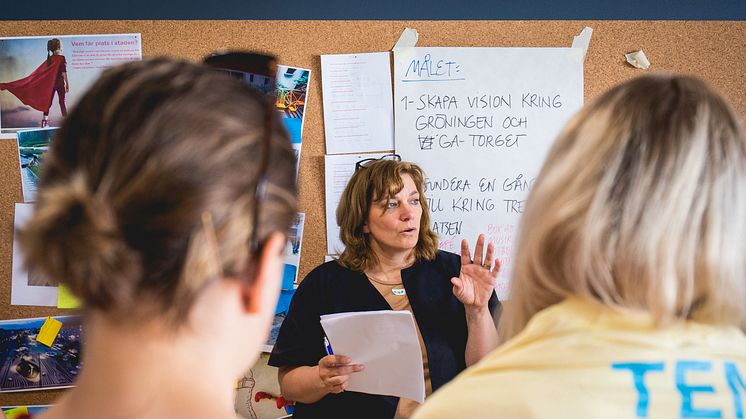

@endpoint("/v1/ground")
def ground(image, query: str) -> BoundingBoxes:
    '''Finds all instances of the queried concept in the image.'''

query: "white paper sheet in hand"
[320,310,425,403]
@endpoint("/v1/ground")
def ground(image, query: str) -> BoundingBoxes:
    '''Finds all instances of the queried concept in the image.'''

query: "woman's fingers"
[473,234,486,266]
[325,375,348,386]
[492,256,502,274]
[463,234,492,267]
[328,364,365,376]
[328,377,349,393]
[484,242,495,271]
[321,366,362,393]
[321,364,365,378]
[319,355,365,393]
[320,355,350,367]
[460,239,472,265]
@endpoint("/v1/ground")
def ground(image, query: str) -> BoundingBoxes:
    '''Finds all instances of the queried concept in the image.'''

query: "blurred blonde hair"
[500,74,746,339]
[336,159,438,271]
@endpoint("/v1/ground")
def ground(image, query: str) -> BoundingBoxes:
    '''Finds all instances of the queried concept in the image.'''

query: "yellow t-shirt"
[413,297,746,419]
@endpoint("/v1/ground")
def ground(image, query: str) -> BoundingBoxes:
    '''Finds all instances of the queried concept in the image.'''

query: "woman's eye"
[386,201,398,209]
[411,198,420,206]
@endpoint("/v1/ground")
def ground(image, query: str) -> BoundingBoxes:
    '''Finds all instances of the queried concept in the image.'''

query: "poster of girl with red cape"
[0,38,68,128]
[0,34,142,132]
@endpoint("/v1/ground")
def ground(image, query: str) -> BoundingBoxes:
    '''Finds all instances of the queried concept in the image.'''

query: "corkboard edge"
[0,20,743,408]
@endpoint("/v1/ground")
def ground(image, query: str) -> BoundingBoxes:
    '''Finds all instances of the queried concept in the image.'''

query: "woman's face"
[363,173,423,257]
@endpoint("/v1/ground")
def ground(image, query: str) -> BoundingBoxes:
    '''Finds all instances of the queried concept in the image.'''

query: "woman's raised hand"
[451,234,500,308]
[318,355,365,394]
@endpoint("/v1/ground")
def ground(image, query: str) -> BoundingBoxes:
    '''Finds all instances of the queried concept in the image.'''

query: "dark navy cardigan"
[268,250,500,418]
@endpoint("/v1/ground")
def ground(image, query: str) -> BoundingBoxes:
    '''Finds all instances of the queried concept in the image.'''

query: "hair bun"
[21,172,140,308]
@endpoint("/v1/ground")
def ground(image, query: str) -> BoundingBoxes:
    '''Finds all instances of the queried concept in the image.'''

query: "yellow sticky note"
[36,317,62,347]
[3,406,29,419]
[57,284,81,309]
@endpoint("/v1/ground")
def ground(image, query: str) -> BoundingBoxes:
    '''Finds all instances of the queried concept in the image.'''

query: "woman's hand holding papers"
[276,355,365,403]
[318,355,365,394]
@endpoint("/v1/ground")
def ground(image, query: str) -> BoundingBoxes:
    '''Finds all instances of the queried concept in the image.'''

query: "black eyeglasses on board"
[354,153,401,172]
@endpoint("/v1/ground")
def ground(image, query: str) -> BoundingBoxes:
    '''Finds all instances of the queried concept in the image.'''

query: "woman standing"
[269,157,500,418]
[40,38,68,127]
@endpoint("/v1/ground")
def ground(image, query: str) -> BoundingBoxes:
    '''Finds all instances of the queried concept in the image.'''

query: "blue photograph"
[17,127,56,202]
[0,315,83,392]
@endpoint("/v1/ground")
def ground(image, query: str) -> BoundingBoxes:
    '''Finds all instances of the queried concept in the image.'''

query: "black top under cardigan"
[268,250,500,418]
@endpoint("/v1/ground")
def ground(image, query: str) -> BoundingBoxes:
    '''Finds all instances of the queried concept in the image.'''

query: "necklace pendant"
[392,288,406,296]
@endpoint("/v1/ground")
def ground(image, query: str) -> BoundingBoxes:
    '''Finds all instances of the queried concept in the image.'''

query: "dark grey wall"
[5,0,746,20]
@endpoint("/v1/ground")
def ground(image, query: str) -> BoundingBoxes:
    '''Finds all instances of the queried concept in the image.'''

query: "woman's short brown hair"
[336,159,438,271]
[20,57,297,324]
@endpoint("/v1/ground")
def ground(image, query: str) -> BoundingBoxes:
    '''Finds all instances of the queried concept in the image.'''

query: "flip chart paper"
[394,47,584,299]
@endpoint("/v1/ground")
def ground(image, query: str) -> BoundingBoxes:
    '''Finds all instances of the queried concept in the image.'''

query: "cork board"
[0,20,743,407]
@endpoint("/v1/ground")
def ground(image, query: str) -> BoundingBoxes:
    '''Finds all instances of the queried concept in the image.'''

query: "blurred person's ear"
[242,232,286,315]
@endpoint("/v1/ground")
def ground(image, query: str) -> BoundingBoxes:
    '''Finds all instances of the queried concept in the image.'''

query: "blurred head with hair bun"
[20,56,297,419]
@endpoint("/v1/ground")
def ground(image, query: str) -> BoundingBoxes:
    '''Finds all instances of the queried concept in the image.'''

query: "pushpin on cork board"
[625,50,651,69]
[36,317,62,347]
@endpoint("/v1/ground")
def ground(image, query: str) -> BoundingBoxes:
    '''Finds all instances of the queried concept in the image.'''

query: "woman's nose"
[399,203,414,220]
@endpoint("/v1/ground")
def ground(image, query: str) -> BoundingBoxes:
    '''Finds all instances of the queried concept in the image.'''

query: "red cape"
[0,55,64,113]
